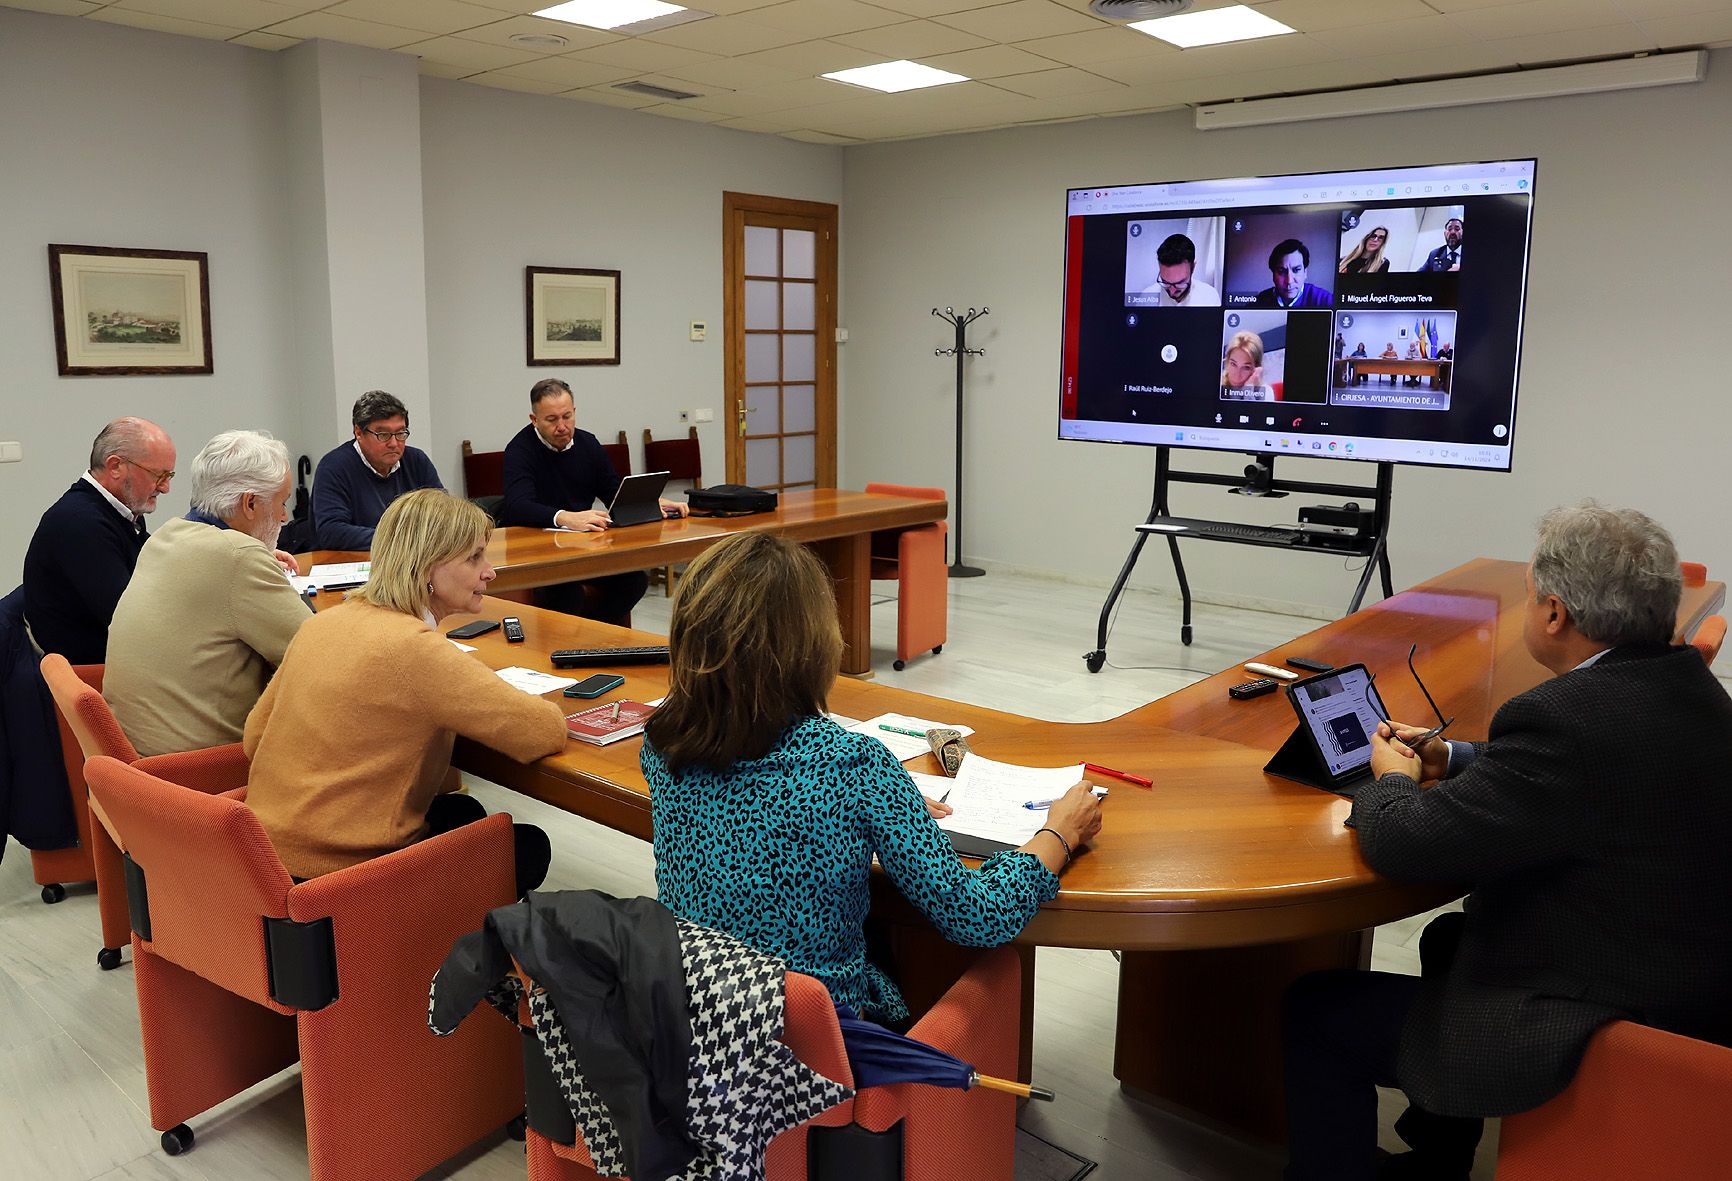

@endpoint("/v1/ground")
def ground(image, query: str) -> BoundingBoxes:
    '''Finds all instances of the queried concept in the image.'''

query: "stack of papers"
[495,667,576,695]
[306,560,370,589]
[846,713,976,762]
[935,754,1087,849]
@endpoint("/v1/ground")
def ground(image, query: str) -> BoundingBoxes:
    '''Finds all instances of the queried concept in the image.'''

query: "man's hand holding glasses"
[1365,644,1456,783]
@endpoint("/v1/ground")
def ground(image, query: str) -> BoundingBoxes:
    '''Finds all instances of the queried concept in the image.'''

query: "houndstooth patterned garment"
[525,919,851,1180]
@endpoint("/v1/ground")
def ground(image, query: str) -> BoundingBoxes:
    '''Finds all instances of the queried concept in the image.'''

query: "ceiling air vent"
[1089,0,1191,20]
[613,80,704,101]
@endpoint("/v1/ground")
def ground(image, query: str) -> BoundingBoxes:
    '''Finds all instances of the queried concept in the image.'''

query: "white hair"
[187,430,290,520]
[1532,501,1681,647]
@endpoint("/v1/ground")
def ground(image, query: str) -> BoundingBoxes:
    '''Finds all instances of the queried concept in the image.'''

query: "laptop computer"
[606,470,671,528]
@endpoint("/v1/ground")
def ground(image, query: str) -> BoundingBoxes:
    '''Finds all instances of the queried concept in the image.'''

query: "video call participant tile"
[1330,310,1458,412]
[1222,210,1339,310]
[1123,216,1225,309]
[1218,309,1332,405]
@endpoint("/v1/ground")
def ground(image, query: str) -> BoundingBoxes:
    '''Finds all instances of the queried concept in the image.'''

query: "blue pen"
[1022,785,1109,810]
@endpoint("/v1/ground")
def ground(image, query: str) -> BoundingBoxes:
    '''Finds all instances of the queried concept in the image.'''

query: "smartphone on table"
[564,673,626,699]
[447,619,500,640]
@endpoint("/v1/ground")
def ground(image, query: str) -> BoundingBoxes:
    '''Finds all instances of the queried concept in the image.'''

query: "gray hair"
[351,390,408,430]
[88,417,155,471]
[1531,501,1681,647]
[187,430,290,520]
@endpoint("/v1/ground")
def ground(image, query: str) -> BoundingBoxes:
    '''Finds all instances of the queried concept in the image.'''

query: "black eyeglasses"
[1364,644,1454,750]
[362,428,411,443]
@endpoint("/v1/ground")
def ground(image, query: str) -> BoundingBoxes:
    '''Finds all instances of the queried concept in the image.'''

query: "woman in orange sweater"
[244,489,567,894]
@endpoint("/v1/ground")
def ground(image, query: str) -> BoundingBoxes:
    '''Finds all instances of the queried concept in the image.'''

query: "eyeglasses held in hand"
[1364,644,1455,751]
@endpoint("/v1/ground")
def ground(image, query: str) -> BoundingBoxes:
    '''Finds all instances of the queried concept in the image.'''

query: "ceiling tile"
[322,0,511,37]
[744,0,907,37]
[1012,26,1166,66]
[781,128,863,142]
[494,55,638,84]
[1445,0,1632,40]
[1490,23,1659,64]
[920,42,1065,76]
[453,0,548,10]
[660,54,805,86]
[452,14,622,52]
[1615,0,1732,17]
[263,12,430,49]
[685,74,854,110]
[418,59,476,77]
[1237,57,1416,97]
[1349,41,1523,83]
[986,65,1125,97]
[2,0,101,14]
[1306,15,1479,56]
[727,37,885,74]
[640,101,735,121]
[641,13,813,53]
[866,0,1001,16]
[1091,31,1334,85]
[1254,0,1438,34]
[471,72,573,93]
[230,30,304,50]
[713,111,817,131]
[399,34,544,70]
[1640,11,1732,46]
[569,37,717,71]
[833,18,991,57]
[90,9,247,39]
[109,0,310,25]
[560,85,661,107]
[935,0,1105,42]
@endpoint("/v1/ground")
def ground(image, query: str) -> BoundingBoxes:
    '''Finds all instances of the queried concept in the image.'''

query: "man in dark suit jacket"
[22,417,177,663]
[1422,218,1464,272]
[1283,502,1732,1181]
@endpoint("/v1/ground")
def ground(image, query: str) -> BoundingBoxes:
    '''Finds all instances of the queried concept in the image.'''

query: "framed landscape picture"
[48,244,213,376]
[526,266,620,366]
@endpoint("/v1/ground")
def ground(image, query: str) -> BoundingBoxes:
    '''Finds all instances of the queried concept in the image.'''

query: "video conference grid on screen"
[1057,160,1535,472]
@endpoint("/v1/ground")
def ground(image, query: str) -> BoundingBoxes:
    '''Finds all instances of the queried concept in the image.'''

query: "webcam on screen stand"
[1228,453,1288,499]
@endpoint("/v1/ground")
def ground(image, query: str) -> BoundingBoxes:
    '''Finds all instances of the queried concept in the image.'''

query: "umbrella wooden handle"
[968,1072,1056,1101]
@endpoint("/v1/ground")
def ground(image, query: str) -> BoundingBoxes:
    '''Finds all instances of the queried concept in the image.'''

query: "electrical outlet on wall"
[0,441,21,463]
[693,409,714,423]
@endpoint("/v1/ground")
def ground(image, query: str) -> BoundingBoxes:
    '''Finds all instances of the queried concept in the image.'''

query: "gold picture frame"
[48,244,213,376]
[526,266,620,367]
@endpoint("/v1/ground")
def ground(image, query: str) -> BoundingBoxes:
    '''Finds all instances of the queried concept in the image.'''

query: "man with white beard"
[107,430,312,756]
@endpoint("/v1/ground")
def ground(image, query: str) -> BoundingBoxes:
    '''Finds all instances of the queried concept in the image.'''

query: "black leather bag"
[685,484,777,516]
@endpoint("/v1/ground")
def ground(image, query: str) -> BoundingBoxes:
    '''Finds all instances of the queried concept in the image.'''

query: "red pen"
[1084,762,1152,788]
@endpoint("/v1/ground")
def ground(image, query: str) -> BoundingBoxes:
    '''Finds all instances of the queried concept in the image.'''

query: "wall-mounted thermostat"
[689,321,707,342]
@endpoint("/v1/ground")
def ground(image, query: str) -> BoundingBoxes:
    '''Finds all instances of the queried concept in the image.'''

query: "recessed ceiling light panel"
[535,0,686,32]
[1130,4,1294,48]
[822,60,970,93]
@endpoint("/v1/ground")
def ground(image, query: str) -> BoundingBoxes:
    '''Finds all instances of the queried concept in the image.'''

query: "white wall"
[839,58,1732,618]
[0,9,298,583]
[418,80,843,487]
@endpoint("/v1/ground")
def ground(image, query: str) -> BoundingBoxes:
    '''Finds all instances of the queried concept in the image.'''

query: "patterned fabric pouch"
[926,727,972,776]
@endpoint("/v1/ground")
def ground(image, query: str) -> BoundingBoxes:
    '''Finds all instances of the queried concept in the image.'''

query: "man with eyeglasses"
[22,417,177,663]
[1139,233,1220,307]
[311,390,443,551]
[1282,502,1732,1181]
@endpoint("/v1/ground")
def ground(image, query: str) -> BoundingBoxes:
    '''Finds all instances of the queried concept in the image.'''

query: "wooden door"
[723,192,838,490]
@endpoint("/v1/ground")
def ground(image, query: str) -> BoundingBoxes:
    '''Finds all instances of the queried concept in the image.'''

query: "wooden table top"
[298,488,947,590]
[449,559,1725,952]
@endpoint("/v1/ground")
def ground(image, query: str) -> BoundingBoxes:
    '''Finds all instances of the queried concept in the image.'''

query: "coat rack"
[933,305,988,578]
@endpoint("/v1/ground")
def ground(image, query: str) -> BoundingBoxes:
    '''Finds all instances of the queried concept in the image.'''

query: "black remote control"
[1228,677,1279,699]
[1286,656,1335,673]
[502,616,525,643]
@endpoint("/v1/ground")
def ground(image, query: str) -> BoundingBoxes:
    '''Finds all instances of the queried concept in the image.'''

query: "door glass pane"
[784,434,816,485]
[745,333,779,382]
[783,333,815,383]
[783,229,815,279]
[783,281,815,330]
[744,226,778,276]
[746,437,779,486]
[745,280,780,329]
[745,384,780,433]
[783,384,815,433]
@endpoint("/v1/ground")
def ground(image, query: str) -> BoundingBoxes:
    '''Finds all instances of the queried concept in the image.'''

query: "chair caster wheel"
[1084,651,1105,673]
[893,659,906,671]
[41,883,66,904]
[931,645,942,655]
[98,947,123,971]
[161,1124,194,1155]
[506,1114,527,1141]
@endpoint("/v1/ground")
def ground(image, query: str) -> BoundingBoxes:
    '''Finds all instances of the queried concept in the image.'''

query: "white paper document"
[846,713,976,762]
[495,666,577,695]
[908,770,956,804]
[288,575,317,595]
[306,561,370,588]
[935,754,1087,848]
[449,640,477,653]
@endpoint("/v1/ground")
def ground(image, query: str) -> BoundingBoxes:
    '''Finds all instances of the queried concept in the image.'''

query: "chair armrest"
[287,811,516,928]
[133,742,250,795]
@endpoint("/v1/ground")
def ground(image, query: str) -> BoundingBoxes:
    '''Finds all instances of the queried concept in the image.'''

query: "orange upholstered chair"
[524,945,1022,1181]
[1497,1020,1732,1180]
[864,483,948,672]
[1691,615,1725,665]
[38,655,249,970]
[1680,561,1708,587]
[84,755,522,1177]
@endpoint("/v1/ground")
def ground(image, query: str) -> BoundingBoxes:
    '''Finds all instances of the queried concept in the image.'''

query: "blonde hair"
[1220,330,1264,387]
[644,532,842,770]
[1338,225,1389,274]
[349,489,491,618]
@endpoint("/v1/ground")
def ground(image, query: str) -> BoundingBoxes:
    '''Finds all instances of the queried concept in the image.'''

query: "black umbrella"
[834,1006,1055,1101]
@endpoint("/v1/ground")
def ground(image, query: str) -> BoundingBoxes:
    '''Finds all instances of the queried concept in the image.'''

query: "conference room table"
[1334,356,1452,391]
[299,488,945,676]
[426,558,1722,1140]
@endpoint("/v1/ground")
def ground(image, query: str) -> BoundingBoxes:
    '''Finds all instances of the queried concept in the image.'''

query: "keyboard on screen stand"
[1137,517,1301,545]
[550,645,671,669]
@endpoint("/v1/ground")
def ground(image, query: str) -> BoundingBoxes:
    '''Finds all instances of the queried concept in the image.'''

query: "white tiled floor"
[5,569,1624,1179]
